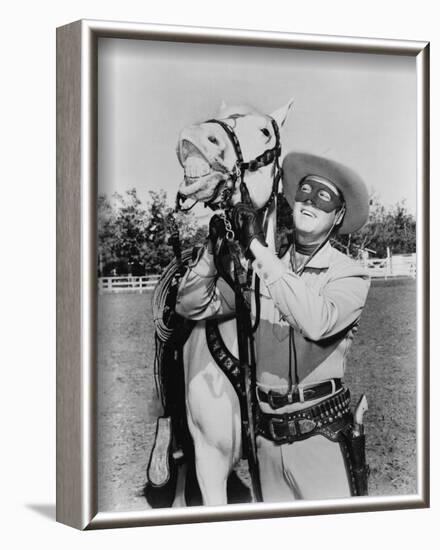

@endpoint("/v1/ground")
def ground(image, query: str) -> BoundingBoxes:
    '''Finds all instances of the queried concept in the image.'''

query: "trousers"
[257,433,351,501]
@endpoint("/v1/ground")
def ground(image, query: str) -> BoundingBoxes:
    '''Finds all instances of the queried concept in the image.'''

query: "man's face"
[292,177,343,241]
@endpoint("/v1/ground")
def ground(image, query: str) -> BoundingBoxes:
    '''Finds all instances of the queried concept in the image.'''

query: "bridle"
[191,115,284,503]
[175,115,283,214]
[171,114,284,504]
[170,113,285,294]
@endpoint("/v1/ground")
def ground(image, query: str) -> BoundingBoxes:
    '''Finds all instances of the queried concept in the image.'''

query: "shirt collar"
[305,241,333,269]
[282,240,333,270]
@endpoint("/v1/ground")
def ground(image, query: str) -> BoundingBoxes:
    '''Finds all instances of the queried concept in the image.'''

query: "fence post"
[386,247,391,279]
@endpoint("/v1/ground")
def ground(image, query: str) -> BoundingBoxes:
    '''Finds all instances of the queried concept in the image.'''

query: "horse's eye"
[208,135,219,145]
[260,127,271,139]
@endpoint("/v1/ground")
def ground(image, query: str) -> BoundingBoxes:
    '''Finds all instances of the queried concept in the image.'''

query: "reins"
[169,115,283,503]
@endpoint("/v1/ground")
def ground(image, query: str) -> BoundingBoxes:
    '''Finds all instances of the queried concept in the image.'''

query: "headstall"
[175,115,282,214]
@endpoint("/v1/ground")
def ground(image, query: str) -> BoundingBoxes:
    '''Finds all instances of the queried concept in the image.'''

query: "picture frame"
[56,18,429,530]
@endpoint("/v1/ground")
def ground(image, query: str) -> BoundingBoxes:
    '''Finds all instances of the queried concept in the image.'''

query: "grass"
[345,279,417,496]
[97,278,417,511]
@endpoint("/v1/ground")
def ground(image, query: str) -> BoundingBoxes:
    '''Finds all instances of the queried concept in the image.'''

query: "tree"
[97,194,118,275]
[143,190,173,273]
[98,187,415,275]
[334,197,416,258]
[97,188,208,275]
[113,188,149,270]
[142,190,209,272]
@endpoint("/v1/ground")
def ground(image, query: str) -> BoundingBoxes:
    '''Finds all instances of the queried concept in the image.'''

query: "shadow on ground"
[26,503,56,521]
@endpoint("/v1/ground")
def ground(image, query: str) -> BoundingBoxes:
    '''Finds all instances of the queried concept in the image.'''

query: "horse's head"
[176,100,294,210]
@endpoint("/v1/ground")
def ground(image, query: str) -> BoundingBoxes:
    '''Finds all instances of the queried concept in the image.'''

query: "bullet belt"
[257,378,343,410]
[257,388,351,444]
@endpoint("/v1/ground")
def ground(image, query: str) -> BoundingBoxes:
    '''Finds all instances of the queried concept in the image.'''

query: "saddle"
[145,245,253,506]
[145,248,201,507]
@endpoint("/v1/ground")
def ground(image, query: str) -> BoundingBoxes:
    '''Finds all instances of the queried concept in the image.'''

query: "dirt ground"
[97,278,417,512]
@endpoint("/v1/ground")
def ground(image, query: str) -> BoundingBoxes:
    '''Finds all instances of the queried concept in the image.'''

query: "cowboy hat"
[282,152,370,234]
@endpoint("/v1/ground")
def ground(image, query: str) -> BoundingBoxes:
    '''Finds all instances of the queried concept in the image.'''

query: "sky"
[98,37,417,222]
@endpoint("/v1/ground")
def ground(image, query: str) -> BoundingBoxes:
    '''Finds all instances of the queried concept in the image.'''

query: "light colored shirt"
[175,241,370,409]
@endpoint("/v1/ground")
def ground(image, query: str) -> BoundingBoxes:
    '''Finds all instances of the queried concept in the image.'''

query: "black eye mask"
[295,177,343,213]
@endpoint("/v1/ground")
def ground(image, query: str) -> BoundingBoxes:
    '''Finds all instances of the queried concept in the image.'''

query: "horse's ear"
[217,100,228,115]
[270,98,294,128]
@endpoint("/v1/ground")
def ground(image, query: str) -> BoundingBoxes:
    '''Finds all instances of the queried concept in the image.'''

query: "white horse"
[174,100,294,506]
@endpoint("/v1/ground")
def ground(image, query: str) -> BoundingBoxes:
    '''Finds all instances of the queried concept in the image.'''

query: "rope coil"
[152,248,194,343]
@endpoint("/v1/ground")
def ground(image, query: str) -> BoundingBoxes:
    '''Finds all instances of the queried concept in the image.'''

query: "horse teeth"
[184,157,210,178]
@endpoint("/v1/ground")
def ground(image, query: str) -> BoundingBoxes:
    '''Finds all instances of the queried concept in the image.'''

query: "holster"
[340,429,370,496]
[256,388,370,497]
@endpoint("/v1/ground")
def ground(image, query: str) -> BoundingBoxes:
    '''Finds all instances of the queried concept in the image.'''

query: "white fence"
[99,275,160,294]
[98,253,416,293]
[360,253,416,279]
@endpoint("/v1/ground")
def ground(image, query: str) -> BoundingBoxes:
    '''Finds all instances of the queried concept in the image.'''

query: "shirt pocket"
[272,320,289,342]
[255,283,290,343]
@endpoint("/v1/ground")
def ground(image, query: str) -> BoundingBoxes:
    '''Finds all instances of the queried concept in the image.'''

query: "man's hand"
[207,214,226,254]
[231,203,267,259]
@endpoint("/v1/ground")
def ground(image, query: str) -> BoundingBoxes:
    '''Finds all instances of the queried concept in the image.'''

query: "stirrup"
[147,416,174,487]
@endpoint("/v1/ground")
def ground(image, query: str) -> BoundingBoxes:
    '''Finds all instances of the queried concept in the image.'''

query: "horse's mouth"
[177,140,229,202]
[179,140,211,178]
[178,171,228,203]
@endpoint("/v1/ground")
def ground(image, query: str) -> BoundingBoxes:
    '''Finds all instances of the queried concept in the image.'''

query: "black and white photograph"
[0,0,440,550]
[3,0,439,546]
[94,32,422,514]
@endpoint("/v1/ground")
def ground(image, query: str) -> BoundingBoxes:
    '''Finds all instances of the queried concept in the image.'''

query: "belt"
[257,388,351,444]
[257,379,343,410]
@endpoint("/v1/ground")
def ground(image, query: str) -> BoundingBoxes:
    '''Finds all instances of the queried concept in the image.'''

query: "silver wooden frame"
[56,19,430,530]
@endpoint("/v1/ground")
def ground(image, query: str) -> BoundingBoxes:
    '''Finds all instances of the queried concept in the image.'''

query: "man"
[176,152,371,501]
